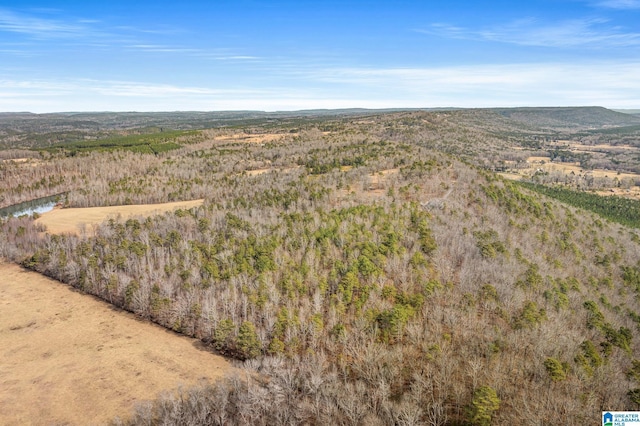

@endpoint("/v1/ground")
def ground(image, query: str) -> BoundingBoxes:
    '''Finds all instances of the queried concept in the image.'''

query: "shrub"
[237,321,262,360]
[512,301,546,330]
[468,386,500,426]
[544,357,569,382]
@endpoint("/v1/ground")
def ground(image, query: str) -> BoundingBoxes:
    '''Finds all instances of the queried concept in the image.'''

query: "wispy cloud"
[0,78,270,97]
[423,17,640,48]
[126,44,201,54]
[0,8,182,45]
[298,61,640,108]
[0,48,38,57]
[0,8,89,38]
[213,56,261,61]
[0,8,256,62]
[122,45,261,61]
[2,61,639,112]
[0,78,341,111]
[88,81,269,98]
[115,25,185,36]
[594,0,640,9]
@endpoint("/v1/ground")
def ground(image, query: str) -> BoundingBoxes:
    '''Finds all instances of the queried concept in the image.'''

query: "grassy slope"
[491,106,640,129]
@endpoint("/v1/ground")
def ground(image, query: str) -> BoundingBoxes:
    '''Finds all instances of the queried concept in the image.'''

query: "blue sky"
[0,0,639,112]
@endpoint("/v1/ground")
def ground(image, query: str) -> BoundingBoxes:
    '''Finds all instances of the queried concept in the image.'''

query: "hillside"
[491,106,640,130]
[7,106,635,150]
[615,110,640,116]
[1,108,640,424]
[0,262,233,425]
[0,110,396,150]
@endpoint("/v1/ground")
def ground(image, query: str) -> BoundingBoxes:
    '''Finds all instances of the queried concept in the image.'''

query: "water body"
[0,193,66,219]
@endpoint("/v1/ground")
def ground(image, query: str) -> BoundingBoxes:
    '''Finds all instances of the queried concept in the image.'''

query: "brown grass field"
[0,263,234,425]
[0,158,42,167]
[368,168,399,189]
[524,156,640,180]
[567,142,639,153]
[244,165,301,176]
[35,199,204,235]
[213,132,295,144]
[499,156,640,200]
[335,168,400,201]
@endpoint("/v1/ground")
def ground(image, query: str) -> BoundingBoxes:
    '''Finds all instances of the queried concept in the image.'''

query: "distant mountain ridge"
[2,106,639,150]
[614,109,640,114]
[489,106,640,130]
[1,106,637,129]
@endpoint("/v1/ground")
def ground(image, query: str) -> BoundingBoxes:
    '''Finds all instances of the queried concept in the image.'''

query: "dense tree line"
[518,181,640,228]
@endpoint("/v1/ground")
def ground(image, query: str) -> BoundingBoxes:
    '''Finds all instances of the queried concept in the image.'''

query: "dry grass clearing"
[35,199,204,235]
[213,132,294,144]
[0,158,42,167]
[500,156,640,192]
[524,156,640,180]
[245,168,271,176]
[595,187,640,200]
[244,166,300,176]
[527,156,551,163]
[0,263,233,426]
[1,158,30,163]
[368,168,399,189]
[567,142,639,153]
[497,172,524,181]
[336,169,400,200]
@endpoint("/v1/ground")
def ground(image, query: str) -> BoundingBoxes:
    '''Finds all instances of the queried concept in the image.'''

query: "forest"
[1,107,640,425]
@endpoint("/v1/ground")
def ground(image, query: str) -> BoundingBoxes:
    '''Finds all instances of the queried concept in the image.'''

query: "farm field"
[523,155,640,181]
[0,263,233,426]
[567,142,639,153]
[594,187,640,199]
[499,155,640,199]
[35,199,204,235]
[213,132,295,144]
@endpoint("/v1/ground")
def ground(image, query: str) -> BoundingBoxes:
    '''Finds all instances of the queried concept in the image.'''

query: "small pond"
[0,193,66,219]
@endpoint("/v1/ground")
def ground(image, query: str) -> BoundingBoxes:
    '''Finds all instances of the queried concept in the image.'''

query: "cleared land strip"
[0,263,233,425]
[35,199,204,235]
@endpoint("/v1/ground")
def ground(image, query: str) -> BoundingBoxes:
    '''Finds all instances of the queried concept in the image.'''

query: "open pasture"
[0,263,233,425]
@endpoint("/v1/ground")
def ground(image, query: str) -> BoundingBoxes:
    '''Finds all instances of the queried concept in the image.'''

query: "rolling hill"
[1,107,640,424]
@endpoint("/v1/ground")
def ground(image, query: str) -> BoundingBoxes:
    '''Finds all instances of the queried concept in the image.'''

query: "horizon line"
[2,105,638,115]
